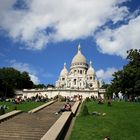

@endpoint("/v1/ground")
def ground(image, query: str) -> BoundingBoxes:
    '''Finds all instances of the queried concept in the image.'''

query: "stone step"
[0,126,50,130]
[0,133,44,137]
[0,128,45,132]
[0,101,68,139]
[0,138,39,140]
[0,134,41,139]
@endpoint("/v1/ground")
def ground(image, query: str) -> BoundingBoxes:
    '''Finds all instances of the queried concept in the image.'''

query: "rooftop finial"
[90,61,92,67]
[78,43,81,53]
[64,62,66,68]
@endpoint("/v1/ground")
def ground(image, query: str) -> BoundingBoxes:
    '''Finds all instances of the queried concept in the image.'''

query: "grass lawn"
[69,101,140,140]
[0,101,45,113]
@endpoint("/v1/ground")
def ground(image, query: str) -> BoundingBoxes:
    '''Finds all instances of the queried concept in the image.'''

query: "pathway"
[0,101,65,140]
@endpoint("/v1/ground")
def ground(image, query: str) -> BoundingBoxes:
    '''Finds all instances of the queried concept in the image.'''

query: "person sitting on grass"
[104,136,110,140]
[107,98,112,106]
[92,111,106,116]
[55,102,71,115]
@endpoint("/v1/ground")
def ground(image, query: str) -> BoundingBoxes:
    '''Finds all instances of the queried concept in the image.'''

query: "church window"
[74,79,76,85]
[80,70,82,74]
[62,78,65,81]
[90,77,92,80]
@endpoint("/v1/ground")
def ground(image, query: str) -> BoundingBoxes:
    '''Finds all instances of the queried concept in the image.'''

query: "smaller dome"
[60,63,68,76]
[87,61,95,75]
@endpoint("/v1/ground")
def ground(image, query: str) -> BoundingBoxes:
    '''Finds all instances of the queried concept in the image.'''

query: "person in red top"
[55,102,71,115]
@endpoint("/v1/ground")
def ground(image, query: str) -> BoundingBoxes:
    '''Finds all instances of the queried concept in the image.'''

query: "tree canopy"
[33,84,46,89]
[108,49,140,97]
[0,67,34,97]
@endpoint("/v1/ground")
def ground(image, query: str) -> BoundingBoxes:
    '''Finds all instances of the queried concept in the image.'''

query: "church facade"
[56,44,99,90]
[16,44,105,99]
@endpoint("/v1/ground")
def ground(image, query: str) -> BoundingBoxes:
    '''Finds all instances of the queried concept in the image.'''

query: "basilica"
[56,44,99,90]
[17,44,105,99]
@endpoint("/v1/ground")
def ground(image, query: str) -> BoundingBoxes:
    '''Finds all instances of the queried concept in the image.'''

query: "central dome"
[71,44,86,64]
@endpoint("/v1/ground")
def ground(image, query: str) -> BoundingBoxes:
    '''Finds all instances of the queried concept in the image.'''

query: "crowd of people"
[113,91,140,102]
[13,94,49,104]
[63,95,83,102]
[2,92,139,140]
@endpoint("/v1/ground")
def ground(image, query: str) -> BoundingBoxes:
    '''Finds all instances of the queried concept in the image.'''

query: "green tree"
[34,84,46,89]
[0,67,20,97]
[19,72,33,89]
[110,49,140,96]
[0,67,34,97]
[101,81,110,89]
[46,84,55,88]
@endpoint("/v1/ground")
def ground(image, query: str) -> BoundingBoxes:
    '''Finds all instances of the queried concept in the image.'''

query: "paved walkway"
[0,101,65,140]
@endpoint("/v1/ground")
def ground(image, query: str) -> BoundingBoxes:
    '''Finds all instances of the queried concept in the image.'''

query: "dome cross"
[78,44,81,53]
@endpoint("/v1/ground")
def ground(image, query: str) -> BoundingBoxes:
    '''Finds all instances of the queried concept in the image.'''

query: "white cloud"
[95,15,140,58]
[9,60,40,84]
[0,0,16,14]
[29,74,40,85]
[96,67,118,83]
[0,0,129,50]
[1,0,139,58]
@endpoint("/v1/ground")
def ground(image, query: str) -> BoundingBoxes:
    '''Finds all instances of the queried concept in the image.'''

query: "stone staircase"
[0,101,65,140]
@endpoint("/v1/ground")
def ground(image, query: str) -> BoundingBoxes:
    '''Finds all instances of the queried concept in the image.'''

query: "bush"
[85,97,91,102]
[81,104,89,116]
[13,105,17,110]
[0,108,5,115]
[53,95,58,100]
[58,95,65,102]
[53,95,65,102]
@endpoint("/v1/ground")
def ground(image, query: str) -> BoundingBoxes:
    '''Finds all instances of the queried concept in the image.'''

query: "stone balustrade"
[28,100,56,113]
[0,110,22,123]
[41,101,81,140]
[71,101,80,115]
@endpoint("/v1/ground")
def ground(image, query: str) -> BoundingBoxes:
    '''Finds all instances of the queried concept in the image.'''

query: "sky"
[0,0,140,85]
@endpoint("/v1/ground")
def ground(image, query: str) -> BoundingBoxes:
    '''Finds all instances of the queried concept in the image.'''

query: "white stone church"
[17,44,105,99]
[56,44,99,90]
